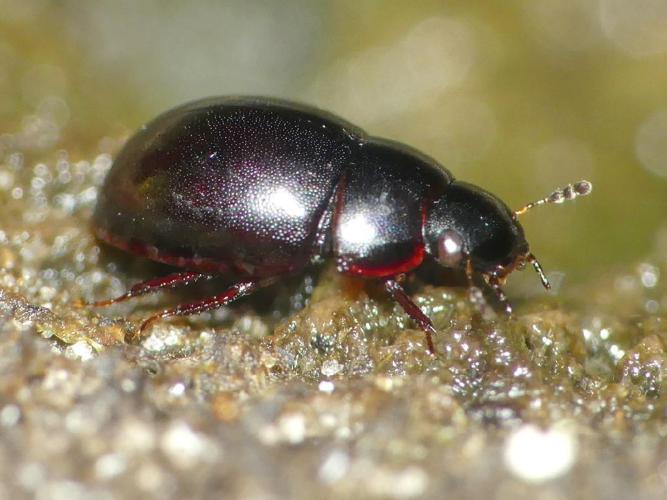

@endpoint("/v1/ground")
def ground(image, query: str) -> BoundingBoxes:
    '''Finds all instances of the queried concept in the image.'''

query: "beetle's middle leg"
[384,278,436,354]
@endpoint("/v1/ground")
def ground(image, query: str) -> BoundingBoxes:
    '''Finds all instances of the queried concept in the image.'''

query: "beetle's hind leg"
[79,271,213,307]
[139,277,279,334]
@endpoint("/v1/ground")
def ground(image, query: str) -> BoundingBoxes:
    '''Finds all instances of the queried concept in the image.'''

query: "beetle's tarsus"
[72,298,87,308]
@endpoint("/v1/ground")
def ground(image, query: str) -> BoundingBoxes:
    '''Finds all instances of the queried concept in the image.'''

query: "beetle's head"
[424,180,592,288]
[425,181,528,281]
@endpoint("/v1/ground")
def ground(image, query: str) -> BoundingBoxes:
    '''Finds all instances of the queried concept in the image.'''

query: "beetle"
[88,96,592,352]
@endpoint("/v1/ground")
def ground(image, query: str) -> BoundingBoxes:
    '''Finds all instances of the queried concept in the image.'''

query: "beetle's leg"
[464,257,512,317]
[384,278,436,354]
[484,275,513,316]
[82,271,213,307]
[463,254,492,314]
[139,277,277,333]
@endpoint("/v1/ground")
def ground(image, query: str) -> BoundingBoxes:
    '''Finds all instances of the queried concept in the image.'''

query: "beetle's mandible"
[87,96,592,353]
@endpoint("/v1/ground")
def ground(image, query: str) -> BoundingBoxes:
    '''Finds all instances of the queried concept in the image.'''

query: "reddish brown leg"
[384,278,436,354]
[85,271,213,307]
[139,277,277,333]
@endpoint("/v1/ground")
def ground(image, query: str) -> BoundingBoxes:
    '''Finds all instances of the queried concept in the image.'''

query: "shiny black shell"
[93,96,523,280]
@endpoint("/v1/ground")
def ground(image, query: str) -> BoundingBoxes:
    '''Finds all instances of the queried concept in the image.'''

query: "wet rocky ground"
[1,141,667,499]
[3,2,667,499]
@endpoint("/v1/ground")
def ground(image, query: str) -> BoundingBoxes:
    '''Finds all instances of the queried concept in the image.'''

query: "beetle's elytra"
[90,96,592,353]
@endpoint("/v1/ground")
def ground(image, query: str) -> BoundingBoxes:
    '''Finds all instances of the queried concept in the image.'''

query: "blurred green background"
[2,0,667,287]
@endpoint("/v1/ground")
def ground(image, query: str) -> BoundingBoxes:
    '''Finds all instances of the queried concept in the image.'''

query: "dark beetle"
[90,96,591,352]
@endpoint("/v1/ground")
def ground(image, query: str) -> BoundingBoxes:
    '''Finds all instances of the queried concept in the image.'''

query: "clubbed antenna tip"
[515,180,592,216]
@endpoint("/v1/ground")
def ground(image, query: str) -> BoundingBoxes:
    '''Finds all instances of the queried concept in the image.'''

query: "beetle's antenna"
[527,253,551,290]
[515,180,592,216]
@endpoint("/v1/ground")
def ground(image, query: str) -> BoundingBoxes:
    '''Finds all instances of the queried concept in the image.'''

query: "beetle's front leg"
[483,274,514,316]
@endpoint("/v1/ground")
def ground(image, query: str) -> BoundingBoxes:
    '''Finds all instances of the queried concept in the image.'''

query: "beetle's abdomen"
[334,140,453,277]
[94,97,362,277]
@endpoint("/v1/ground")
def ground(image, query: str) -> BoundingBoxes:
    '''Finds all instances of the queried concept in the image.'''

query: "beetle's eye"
[437,230,465,267]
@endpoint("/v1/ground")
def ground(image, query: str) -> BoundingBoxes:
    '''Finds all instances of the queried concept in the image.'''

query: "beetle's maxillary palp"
[527,253,551,290]
[514,180,592,216]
